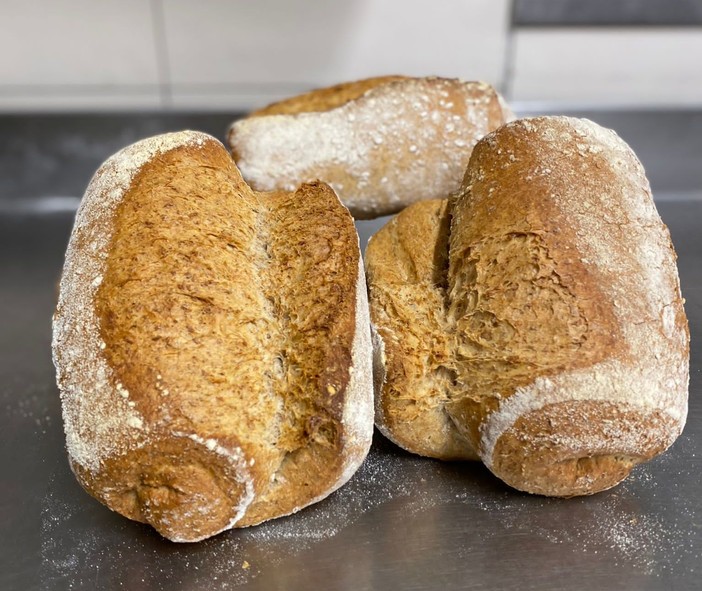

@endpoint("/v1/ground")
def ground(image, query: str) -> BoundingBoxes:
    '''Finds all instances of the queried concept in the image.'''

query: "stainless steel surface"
[1,113,701,590]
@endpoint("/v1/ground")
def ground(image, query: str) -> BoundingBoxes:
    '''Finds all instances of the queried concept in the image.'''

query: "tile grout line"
[501,0,517,101]
[150,0,172,110]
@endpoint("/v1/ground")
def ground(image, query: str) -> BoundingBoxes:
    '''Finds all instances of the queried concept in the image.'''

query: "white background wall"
[0,0,700,112]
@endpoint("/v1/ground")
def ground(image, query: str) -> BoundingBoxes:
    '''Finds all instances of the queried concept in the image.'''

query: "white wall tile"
[511,29,702,106]
[0,90,161,112]
[0,0,159,86]
[164,0,510,110]
[325,0,510,83]
[168,86,308,111]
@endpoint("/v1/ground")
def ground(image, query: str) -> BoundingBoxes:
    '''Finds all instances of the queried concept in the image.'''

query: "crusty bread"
[227,76,513,219]
[52,131,374,542]
[250,75,408,117]
[366,116,689,497]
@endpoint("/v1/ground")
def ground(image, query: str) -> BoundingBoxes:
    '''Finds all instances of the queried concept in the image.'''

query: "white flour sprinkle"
[473,117,688,468]
[51,130,216,473]
[41,442,694,588]
[321,256,374,499]
[228,78,510,216]
[179,433,255,537]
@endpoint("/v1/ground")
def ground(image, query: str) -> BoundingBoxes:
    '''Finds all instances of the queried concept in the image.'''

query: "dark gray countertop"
[1,112,700,591]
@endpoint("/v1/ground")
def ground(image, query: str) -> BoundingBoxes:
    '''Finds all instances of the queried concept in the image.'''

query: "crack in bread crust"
[239,182,362,525]
[366,116,689,496]
[54,132,373,541]
[366,199,476,460]
[444,226,618,451]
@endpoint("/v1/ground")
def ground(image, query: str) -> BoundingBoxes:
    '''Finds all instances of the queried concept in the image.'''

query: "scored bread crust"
[366,116,689,497]
[250,75,408,117]
[227,76,514,219]
[366,199,477,460]
[52,131,373,542]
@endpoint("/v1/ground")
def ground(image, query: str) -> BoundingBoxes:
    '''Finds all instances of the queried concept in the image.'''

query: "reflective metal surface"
[1,113,700,591]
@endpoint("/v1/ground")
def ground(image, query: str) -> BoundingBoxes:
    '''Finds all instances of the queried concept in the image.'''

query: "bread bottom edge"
[485,400,679,497]
[71,431,254,543]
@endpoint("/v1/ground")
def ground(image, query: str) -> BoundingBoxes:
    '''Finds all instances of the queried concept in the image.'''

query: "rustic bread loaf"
[52,131,374,542]
[366,116,689,497]
[227,76,513,219]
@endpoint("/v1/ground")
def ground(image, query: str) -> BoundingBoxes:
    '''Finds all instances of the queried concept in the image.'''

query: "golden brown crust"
[250,76,407,117]
[237,181,362,526]
[53,132,373,541]
[229,77,513,219]
[366,116,689,496]
[72,435,249,541]
[491,401,677,497]
[445,125,621,451]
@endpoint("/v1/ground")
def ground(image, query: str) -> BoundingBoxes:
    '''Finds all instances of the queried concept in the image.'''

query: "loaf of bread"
[52,131,374,542]
[227,76,513,219]
[366,116,689,497]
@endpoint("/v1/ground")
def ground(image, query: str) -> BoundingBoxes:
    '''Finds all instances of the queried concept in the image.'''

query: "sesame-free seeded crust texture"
[52,131,374,542]
[366,116,689,497]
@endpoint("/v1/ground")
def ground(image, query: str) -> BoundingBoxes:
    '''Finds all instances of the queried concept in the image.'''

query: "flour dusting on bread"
[229,78,511,218]
[366,116,689,496]
[179,433,255,541]
[476,118,689,472]
[53,130,375,541]
[480,358,687,469]
[52,131,213,473]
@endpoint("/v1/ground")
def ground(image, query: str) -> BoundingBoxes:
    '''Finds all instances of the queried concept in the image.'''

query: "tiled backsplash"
[0,0,701,112]
[510,30,702,106]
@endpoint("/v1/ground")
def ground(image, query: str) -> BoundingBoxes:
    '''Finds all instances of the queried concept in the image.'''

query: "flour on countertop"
[41,437,695,589]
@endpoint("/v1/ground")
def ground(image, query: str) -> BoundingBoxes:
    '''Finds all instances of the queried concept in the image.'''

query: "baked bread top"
[367,116,689,496]
[52,131,373,541]
[228,76,513,219]
[250,75,408,117]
